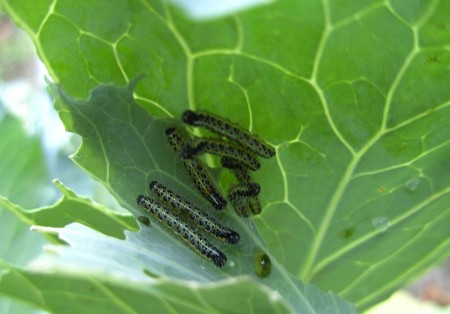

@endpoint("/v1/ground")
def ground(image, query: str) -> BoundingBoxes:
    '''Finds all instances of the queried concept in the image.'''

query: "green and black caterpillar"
[180,110,275,218]
[165,127,227,210]
[137,195,227,268]
[149,181,240,244]
[181,136,261,171]
[182,110,276,158]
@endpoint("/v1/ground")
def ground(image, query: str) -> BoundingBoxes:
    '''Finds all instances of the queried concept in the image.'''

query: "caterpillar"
[228,195,250,217]
[137,195,227,268]
[165,128,227,210]
[228,183,261,198]
[149,181,240,244]
[221,156,262,215]
[181,137,261,171]
[227,183,261,217]
[182,110,276,159]
[247,197,262,215]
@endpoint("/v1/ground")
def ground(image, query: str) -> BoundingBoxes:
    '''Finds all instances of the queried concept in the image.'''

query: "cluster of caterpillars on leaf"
[137,110,275,267]
[181,110,275,218]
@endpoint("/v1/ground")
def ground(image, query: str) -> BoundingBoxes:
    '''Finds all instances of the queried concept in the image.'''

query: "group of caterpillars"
[137,110,275,269]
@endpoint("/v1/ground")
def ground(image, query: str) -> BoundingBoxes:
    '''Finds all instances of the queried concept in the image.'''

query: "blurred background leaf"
[0,113,50,313]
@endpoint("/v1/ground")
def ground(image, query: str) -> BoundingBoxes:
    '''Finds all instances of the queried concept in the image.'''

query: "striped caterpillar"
[221,156,262,216]
[181,137,261,171]
[182,110,276,158]
[149,181,240,244]
[165,128,227,210]
[137,195,227,268]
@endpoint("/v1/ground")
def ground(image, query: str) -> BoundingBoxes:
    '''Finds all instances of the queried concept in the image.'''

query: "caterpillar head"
[181,110,199,124]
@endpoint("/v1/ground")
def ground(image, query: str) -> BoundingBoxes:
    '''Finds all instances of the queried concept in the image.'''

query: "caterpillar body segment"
[227,183,261,217]
[182,110,275,158]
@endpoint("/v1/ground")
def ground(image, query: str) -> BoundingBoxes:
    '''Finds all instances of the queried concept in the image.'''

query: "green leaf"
[0,180,138,240]
[0,114,49,312]
[0,258,295,314]
[0,114,50,210]
[2,0,449,311]
[48,79,353,313]
[0,221,354,314]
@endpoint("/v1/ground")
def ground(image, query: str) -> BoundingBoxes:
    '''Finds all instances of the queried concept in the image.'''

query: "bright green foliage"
[0,114,50,313]
[1,0,449,312]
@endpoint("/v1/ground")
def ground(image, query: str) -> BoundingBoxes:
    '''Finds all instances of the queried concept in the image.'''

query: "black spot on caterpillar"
[182,110,276,158]
[137,195,227,268]
[181,137,261,171]
[165,128,227,210]
[149,181,240,244]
